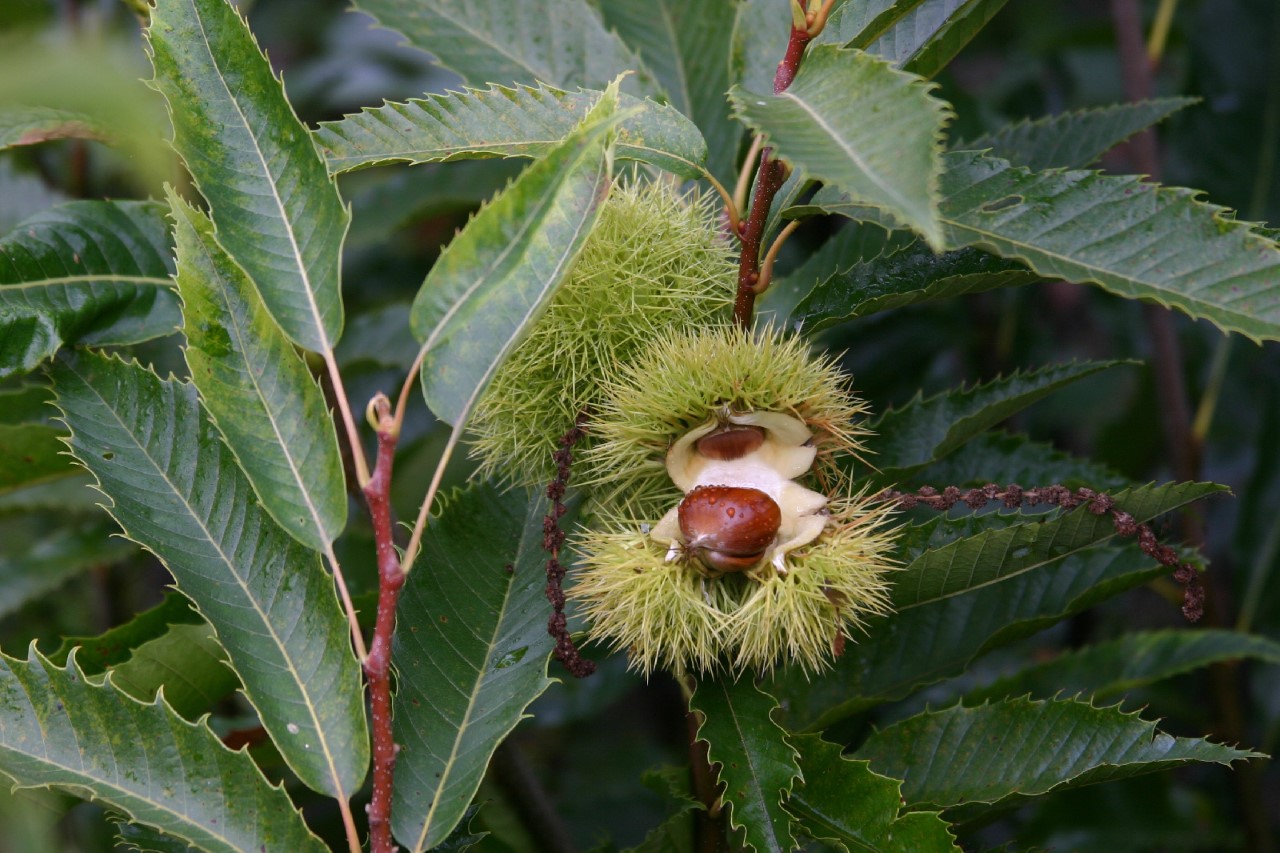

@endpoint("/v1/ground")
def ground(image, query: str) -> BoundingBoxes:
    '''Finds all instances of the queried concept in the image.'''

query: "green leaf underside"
[691,679,800,853]
[147,0,347,353]
[112,818,205,853]
[0,422,75,493]
[771,548,1166,730]
[390,484,557,851]
[0,475,100,516]
[912,429,1128,491]
[0,519,135,620]
[170,194,347,552]
[50,594,202,673]
[315,83,705,178]
[792,242,1038,331]
[0,200,178,379]
[352,0,658,96]
[410,87,616,427]
[869,360,1132,474]
[968,628,1280,705]
[52,352,368,799]
[789,734,958,853]
[0,649,326,853]
[960,98,1198,171]
[0,105,105,150]
[800,151,1280,342]
[730,45,947,247]
[108,623,239,721]
[892,481,1225,609]
[889,0,1013,79]
[597,0,738,181]
[853,697,1260,811]
[813,0,901,50]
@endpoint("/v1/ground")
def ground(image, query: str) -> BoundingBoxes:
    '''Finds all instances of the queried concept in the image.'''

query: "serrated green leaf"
[968,629,1280,705]
[52,352,368,799]
[50,594,202,672]
[801,151,1280,342]
[892,481,1225,609]
[0,517,135,619]
[108,623,239,722]
[791,242,1038,331]
[352,0,658,96]
[112,818,199,853]
[888,0,1011,79]
[788,734,958,853]
[0,648,326,853]
[812,0,902,49]
[0,475,99,516]
[959,98,1198,171]
[820,0,1008,76]
[912,430,1129,491]
[730,0,791,98]
[758,221,915,325]
[0,200,178,379]
[769,548,1165,729]
[852,697,1261,811]
[0,105,104,151]
[316,83,705,178]
[729,45,948,248]
[170,193,347,552]
[410,87,617,427]
[0,422,73,493]
[147,0,348,353]
[390,484,556,851]
[691,678,800,853]
[869,360,1132,475]
[597,0,738,181]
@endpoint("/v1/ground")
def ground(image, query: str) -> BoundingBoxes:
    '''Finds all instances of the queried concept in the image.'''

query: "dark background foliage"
[1,0,1277,850]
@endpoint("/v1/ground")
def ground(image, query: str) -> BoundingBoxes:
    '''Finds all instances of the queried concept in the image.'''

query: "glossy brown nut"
[694,426,766,461]
[678,485,781,573]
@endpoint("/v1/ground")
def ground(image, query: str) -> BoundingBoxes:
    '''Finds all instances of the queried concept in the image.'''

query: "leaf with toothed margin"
[0,647,327,853]
[852,697,1262,814]
[0,201,178,380]
[958,98,1199,171]
[147,0,347,353]
[390,483,557,852]
[351,0,659,97]
[169,192,347,553]
[966,628,1280,706]
[867,360,1134,476]
[891,481,1227,610]
[410,83,618,428]
[795,151,1280,342]
[788,734,959,852]
[691,678,801,853]
[596,0,739,181]
[767,547,1168,730]
[316,83,706,179]
[729,45,949,249]
[51,351,368,800]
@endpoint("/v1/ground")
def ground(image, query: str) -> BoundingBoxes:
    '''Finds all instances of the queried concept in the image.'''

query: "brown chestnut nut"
[694,426,766,461]
[678,485,781,572]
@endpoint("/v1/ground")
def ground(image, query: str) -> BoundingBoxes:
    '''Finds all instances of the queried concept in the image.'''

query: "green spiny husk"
[468,180,736,486]
[569,494,897,676]
[582,325,871,519]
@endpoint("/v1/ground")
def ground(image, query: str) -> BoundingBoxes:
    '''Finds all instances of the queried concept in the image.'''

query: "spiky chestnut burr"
[468,180,736,487]
[569,326,897,676]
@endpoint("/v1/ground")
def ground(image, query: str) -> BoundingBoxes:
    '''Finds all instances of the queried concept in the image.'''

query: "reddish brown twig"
[544,413,595,678]
[876,484,1205,621]
[732,20,814,328]
[363,395,406,853]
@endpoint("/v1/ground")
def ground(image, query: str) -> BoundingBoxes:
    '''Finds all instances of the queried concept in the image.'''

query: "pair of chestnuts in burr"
[650,411,831,577]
